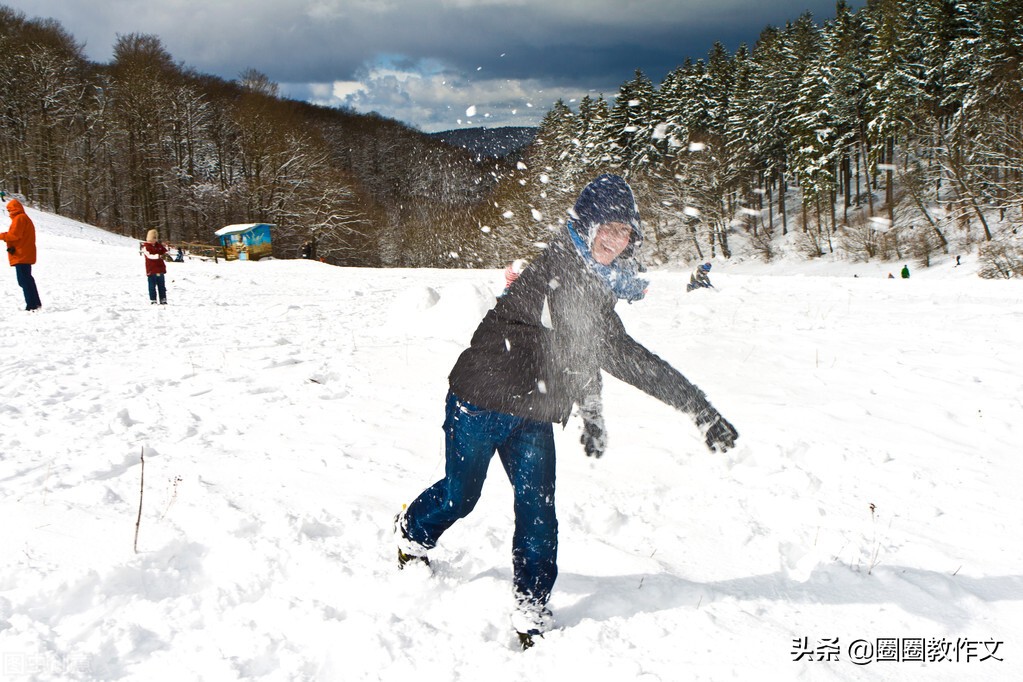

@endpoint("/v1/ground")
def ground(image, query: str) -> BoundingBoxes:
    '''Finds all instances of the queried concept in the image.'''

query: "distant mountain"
[429,126,537,159]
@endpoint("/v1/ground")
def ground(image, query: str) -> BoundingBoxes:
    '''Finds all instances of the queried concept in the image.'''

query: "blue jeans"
[147,274,166,302]
[405,392,558,605]
[14,264,41,310]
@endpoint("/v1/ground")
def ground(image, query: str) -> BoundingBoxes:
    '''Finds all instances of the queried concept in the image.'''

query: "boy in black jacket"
[396,174,739,647]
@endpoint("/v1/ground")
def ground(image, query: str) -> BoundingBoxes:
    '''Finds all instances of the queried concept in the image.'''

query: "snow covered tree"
[862,0,927,229]
[525,100,579,223]
[598,70,659,171]
[744,25,798,235]
[821,1,870,220]
[483,100,580,263]
[576,95,610,172]
[959,0,1023,236]
[107,33,184,238]
[0,11,89,212]
[783,13,836,249]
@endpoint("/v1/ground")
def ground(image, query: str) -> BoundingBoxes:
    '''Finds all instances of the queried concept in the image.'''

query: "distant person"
[174,247,185,262]
[141,229,168,305]
[300,238,318,260]
[394,174,738,648]
[955,255,961,267]
[503,258,529,291]
[686,262,713,292]
[901,264,910,279]
[0,199,42,311]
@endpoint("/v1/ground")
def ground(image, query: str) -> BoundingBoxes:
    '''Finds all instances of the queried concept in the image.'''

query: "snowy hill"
[0,206,1021,680]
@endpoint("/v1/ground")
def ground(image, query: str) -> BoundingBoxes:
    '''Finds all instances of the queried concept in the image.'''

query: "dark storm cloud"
[4,0,864,131]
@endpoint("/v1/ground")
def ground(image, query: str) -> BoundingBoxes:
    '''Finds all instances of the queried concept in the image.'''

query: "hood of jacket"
[2,198,36,266]
[7,199,25,217]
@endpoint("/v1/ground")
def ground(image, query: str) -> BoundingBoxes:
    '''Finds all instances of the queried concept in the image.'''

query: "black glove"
[703,414,738,453]
[580,413,607,458]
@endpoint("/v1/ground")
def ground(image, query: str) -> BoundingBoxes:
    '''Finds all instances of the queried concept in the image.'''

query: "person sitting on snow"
[686,262,713,292]
[394,174,739,649]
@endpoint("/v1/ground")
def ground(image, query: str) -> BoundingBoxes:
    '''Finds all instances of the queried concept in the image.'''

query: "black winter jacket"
[448,227,715,424]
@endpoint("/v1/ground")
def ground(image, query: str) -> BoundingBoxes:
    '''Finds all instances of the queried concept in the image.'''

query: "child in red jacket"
[141,229,168,304]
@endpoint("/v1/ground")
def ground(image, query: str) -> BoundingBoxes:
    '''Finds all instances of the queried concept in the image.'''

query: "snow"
[870,216,894,231]
[1,205,1021,680]
[214,224,272,237]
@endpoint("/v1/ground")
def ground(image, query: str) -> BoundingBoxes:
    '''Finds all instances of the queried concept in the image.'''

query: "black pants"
[14,264,41,310]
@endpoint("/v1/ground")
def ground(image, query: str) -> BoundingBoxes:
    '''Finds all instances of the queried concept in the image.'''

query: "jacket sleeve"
[599,311,714,420]
[143,244,165,260]
[1,216,24,244]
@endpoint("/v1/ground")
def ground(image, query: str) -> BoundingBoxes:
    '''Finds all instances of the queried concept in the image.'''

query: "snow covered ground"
[1,205,1021,681]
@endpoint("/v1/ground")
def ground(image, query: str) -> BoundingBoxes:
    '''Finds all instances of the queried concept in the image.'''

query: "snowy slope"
[0,205,1021,681]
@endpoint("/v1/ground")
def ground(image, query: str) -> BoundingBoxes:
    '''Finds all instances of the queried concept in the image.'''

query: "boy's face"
[591,221,632,265]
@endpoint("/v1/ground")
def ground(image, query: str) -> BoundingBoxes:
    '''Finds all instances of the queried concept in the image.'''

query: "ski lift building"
[214,223,274,261]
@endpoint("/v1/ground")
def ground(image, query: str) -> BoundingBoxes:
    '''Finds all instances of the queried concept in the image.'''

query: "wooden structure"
[176,242,226,261]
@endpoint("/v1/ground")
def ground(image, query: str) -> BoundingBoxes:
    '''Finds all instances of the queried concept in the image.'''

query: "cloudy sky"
[7,0,863,133]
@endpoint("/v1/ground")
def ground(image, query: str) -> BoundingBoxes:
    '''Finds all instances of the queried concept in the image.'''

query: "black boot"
[394,510,430,569]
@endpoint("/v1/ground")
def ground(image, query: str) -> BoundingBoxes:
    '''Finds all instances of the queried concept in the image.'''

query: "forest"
[486,0,1023,277]
[2,0,1022,275]
[0,4,502,267]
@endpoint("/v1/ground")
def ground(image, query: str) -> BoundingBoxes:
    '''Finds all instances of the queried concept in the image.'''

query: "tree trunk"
[829,186,836,253]
[855,144,862,207]
[843,153,851,223]
[886,136,895,228]
[779,172,788,235]
[861,137,874,216]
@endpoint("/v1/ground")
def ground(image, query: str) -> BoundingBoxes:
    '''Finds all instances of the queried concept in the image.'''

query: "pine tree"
[525,99,578,232]
[598,70,659,171]
[970,0,1023,225]
[823,0,870,219]
[744,24,801,234]
[863,0,927,232]
[784,12,835,249]
[576,94,610,174]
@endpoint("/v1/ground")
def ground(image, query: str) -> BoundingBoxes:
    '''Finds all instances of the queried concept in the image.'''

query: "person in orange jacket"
[0,199,42,311]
